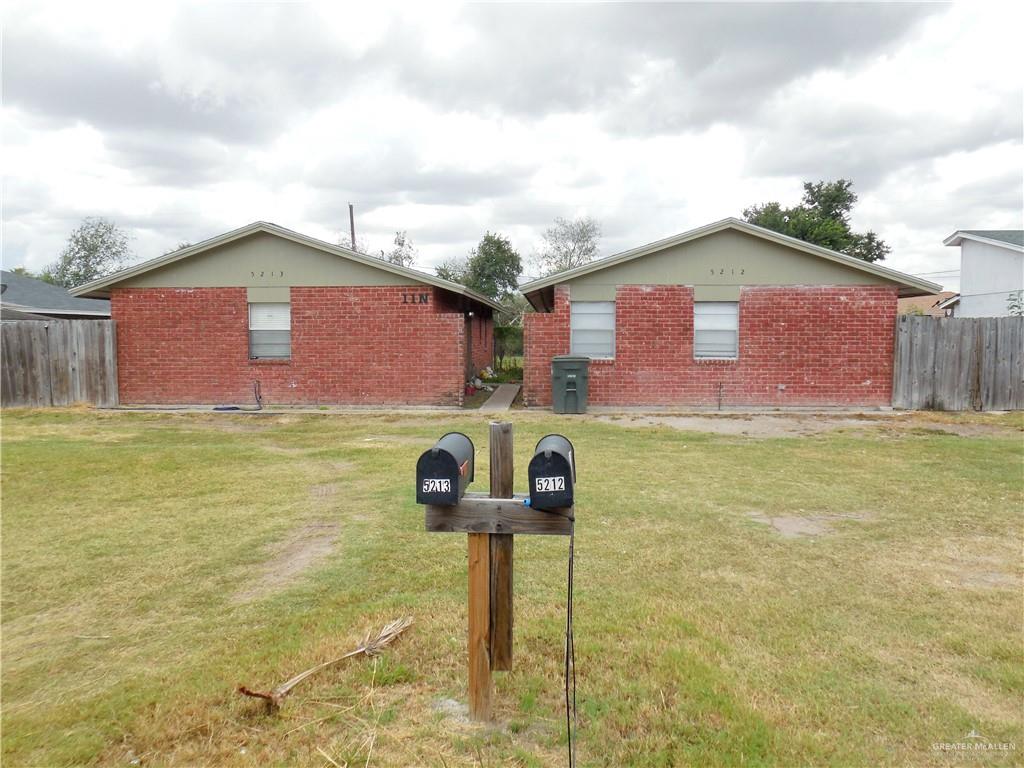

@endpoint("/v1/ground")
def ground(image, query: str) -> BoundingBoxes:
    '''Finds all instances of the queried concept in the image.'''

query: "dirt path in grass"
[597,413,869,437]
[234,521,340,603]
[745,510,872,538]
[597,412,1021,438]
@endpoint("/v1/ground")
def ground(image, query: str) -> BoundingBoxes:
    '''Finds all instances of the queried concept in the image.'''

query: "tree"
[462,232,522,300]
[337,232,373,255]
[7,266,39,278]
[743,179,890,263]
[436,232,523,300]
[435,255,468,284]
[43,217,132,287]
[163,241,192,256]
[537,216,601,275]
[437,232,525,332]
[496,292,531,327]
[1008,290,1024,317]
[382,230,417,268]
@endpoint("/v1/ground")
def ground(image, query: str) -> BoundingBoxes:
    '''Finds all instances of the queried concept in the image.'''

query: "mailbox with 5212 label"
[528,434,575,510]
[416,432,475,506]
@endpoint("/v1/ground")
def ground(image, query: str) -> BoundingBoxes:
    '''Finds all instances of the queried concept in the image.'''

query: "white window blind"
[570,301,615,358]
[249,303,291,359]
[694,302,738,359]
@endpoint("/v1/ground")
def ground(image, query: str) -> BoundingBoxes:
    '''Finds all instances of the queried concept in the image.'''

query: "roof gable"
[106,230,422,290]
[520,218,940,307]
[70,222,502,310]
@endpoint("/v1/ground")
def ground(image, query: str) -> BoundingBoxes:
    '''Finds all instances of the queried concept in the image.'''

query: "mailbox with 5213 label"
[416,432,475,506]
[528,434,575,510]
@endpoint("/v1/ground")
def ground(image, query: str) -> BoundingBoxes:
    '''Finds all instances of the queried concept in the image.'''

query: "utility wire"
[565,524,578,768]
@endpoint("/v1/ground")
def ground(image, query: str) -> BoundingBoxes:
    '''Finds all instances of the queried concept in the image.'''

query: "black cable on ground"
[212,380,263,412]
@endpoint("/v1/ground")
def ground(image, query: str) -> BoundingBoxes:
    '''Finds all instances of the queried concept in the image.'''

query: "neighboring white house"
[941,230,1024,317]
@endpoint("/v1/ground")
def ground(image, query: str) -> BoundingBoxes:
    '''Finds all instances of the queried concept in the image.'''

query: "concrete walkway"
[478,383,521,412]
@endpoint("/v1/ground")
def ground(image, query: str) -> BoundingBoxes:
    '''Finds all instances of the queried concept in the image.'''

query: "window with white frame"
[693,302,739,359]
[249,303,291,359]
[570,301,615,358]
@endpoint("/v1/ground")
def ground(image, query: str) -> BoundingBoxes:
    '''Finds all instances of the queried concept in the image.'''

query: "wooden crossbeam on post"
[425,495,572,535]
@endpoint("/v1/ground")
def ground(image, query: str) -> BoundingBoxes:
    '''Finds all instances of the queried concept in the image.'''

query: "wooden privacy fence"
[893,315,1023,411]
[1,320,118,407]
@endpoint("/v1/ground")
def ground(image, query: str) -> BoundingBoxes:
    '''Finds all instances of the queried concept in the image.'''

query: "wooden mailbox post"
[421,421,573,721]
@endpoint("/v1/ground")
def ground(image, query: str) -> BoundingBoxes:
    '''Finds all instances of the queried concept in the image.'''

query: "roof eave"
[1,302,110,317]
[943,231,1024,252]
[523,285,553,312]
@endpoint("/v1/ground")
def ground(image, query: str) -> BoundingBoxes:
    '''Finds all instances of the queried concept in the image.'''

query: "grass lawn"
[2,408,1021,767]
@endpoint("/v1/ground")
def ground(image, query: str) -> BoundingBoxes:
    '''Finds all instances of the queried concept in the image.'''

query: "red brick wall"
[112,286,468,405]
[523,286,572,406]
[523,284,898,407]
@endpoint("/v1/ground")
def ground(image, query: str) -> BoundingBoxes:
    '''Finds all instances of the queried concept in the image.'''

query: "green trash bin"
[551,355,590,414]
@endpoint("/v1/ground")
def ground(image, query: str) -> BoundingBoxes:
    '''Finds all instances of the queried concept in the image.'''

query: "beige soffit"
[519,217,942,297]
[70,221,503,311]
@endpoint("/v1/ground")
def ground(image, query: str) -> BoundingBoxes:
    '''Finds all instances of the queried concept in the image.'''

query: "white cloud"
[2,0,1020,290]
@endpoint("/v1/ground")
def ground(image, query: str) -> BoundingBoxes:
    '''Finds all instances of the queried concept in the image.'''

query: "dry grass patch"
[233,521,341,603]
[2,407,1021,767]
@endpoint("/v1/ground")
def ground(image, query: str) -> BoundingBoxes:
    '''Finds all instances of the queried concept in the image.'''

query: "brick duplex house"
[520,218,940,408]
[72,222,499,406]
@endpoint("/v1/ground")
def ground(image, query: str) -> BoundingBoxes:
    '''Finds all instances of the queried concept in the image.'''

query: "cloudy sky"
[3,2,1022,291]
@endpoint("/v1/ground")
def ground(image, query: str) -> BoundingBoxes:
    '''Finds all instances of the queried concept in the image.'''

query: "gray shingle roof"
[960,230,1024,247]
[0,270,110,315]
[1,306,50,320]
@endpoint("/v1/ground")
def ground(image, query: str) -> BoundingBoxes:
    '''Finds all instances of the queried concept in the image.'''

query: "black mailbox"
[416,432,475,505]
[528,434,575,510]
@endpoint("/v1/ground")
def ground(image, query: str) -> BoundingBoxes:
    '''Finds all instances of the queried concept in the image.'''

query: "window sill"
[249,358,292,366]
[694,357,738,364]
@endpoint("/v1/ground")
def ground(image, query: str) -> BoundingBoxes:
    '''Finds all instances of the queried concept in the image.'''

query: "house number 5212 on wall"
[710,267,745,276]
